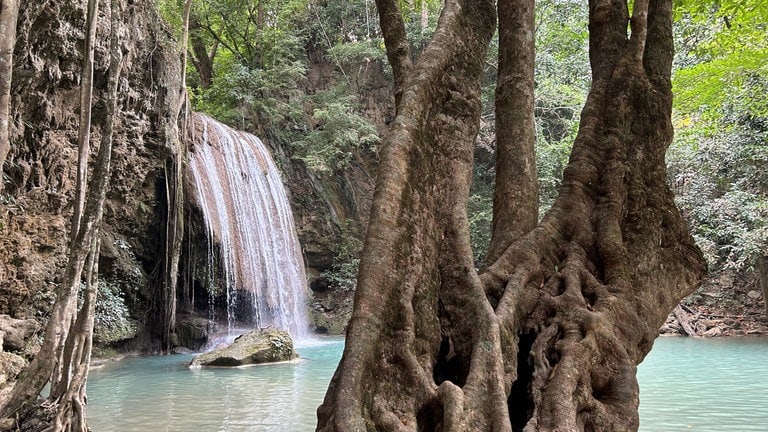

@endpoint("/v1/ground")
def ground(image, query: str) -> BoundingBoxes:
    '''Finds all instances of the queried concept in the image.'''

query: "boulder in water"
[189,328,298,368]
[175,316,217,350]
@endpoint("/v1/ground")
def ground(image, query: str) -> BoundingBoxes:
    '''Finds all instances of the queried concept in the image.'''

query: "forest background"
[0,0,765,428]
[155,0,767,312]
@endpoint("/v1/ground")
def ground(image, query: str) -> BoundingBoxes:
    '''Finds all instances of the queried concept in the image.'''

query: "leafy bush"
[668,118,768,271]
[93,281,136,344]
[322,221,363,291]
[295,88,379,172]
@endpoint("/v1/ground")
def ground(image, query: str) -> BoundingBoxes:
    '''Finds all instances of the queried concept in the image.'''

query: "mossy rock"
[189,328,298,368]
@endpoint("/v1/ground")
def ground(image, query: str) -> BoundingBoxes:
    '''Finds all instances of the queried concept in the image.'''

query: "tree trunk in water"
[0,1,122,429]
[316,0,706,431]
[0,0,19,179]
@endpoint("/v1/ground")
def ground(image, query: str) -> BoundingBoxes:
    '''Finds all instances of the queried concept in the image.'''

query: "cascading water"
[188,113,309,340]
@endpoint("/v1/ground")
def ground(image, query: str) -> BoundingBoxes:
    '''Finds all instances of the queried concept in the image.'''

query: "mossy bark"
[0,0,19,178]
[317,0,706,431]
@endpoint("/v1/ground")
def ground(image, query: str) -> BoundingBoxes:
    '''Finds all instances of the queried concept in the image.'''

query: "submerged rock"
[189,328,298,368]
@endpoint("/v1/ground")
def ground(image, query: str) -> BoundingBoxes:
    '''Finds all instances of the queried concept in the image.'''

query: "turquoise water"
[86,336,768,431]
[638,336,768,431]
[86,338,344,431]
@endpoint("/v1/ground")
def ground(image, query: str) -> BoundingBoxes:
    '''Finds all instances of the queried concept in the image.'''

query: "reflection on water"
[87,336,768,431]
[86,338,344,431]
[638,336,768,431]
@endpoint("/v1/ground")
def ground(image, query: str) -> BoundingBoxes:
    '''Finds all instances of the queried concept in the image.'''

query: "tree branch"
[374,0,412,102]
[486,0,538,265]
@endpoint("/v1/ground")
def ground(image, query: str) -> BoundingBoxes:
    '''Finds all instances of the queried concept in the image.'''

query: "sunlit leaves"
[673,0,768,120]
[670,0,768,271]
[295,88,379,172]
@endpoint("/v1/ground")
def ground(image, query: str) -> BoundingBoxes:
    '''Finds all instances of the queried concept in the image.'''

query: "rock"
[0,315,40,352]
[0,351,28,386]
[703,326,724,337]
[176,317,217,350]
[747,290,762,300]
[659,320,682,335]
[189,329,298,368]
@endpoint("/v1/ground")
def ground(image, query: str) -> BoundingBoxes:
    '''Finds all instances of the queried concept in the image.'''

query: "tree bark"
[486,0,538,264]
[189,15,215,90]
[158,0,191,353]
[317,0,706,431]
[70,0,100,243]
[0,1,122,429]
[0,0,19,180]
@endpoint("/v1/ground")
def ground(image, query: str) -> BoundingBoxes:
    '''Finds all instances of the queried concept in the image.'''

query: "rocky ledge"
[189,328,298,368]
[660,304,768,337]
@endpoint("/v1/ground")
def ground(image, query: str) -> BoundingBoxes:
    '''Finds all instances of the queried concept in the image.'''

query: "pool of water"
[86,336,768,431]
[638,336,768,431]
[86,338,344,431]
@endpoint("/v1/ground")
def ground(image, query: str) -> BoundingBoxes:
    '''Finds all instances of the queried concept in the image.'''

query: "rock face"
[0,351,27,399]
[661,269,768,337]
[173,316,217,351]
[189,329,298,368]
[1,0,181,339]
[0,314,39,352]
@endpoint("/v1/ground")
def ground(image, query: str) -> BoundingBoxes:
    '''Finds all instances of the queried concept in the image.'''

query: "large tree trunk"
[189,15,215,90]
[0,0,19,179]
[316,0,706,431]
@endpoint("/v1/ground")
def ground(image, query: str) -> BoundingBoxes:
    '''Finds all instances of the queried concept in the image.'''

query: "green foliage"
[468,185,493,266]
[92,281,136,344]
[156,0,388,176]
[673,0,768,120]
[191,45,307,137]
[322,221,363,291]
[668,89,768,270]
[327,40,384,66]
[669,0,768,272]
[295,87,379,172]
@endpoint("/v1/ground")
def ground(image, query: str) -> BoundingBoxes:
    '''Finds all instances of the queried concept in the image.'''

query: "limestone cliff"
[0,0,383,348]
[0,0,181,336]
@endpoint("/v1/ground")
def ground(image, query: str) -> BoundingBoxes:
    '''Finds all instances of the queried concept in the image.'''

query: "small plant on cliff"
[92,281,136,344]
[294,87,380,173]
[322,220,363,291]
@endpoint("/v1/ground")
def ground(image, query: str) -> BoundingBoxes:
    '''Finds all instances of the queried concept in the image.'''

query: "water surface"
[87,338,343,431]
[638,336,768,431]
[87,336,768,431]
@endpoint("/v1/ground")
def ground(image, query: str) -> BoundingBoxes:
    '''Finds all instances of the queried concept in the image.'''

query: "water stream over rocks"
[188,114,309,340]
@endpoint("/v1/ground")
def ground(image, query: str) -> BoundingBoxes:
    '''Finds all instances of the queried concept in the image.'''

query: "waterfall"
[188,113,309,340]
